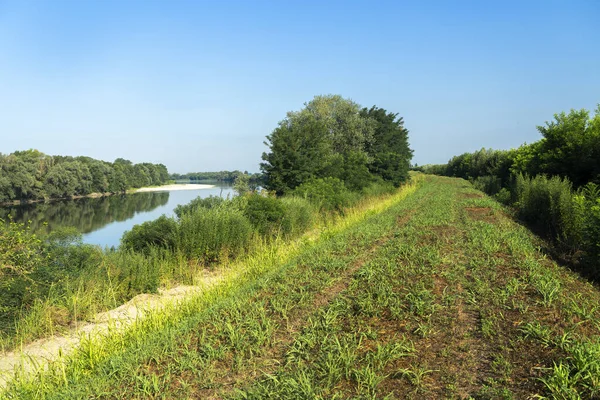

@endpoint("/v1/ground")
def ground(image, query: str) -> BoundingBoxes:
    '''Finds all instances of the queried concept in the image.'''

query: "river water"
[0,183,234,248]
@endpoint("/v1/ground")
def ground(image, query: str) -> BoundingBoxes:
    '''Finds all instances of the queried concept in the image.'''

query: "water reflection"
[0,192,170,234]
[0,184,234,248]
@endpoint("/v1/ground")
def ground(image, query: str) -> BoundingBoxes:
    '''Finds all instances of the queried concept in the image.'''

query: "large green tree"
[261,95,412,193]
[360,106,413,186]
[535,107,600,187]
[261,113,334,194]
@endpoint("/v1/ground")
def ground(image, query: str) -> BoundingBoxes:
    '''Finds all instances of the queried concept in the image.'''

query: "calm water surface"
[0,183,234,248]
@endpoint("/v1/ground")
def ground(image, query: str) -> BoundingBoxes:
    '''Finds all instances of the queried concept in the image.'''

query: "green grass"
[4,174,600,399]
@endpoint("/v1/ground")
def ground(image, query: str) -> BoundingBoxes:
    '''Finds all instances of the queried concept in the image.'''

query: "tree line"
[0,149,170,203]
[170,170,262,183]
[261,94,413,194]
[418,105,600,278]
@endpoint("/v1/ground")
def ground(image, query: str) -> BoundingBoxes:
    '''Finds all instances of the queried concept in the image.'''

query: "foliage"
[261,95,413,193]
[428,105,600,273]
[0,220,46,321]
[261,111,336,194]
[445,148,514,186]
[513,174,582,248]
[279,196,316,238]
[177,206,253,262]
[233,173,252,196]
[293,177,355,212]
[472,175,503,195]
[242,193,286,237]
[360,106,413,186]
[414,164,448,175]
[121,216,178,254]
[0,149,170,202]
[173,195,225,218]
[576,183,600,275]
[438,107,600,190]
[534,107,600,187]
[170,170,262,182]
[0,218,170,334]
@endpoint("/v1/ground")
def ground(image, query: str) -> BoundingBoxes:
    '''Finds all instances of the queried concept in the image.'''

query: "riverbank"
[0,178,417,392]
[134,183,215,193]
[6,175,600,398]
[0,183,215,207]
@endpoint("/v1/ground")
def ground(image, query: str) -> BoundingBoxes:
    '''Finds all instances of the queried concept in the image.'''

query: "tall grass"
[513,173,582,248]
[1,176,419,395]
[280,196,316,238]
[0,176,418,354]
[177,205,253,262]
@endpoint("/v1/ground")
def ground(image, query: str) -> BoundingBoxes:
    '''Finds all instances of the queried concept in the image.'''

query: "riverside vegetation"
[4,174,600,398]
[0,150,170,204]
[2,96,600,398]
[417,105,600,280]
[0,95,412,355]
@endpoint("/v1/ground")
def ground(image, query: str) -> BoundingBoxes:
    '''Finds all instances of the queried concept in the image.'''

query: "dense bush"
[494,187,511,204]
[472,175,503,196]
[576,183,600,274]
[173,195,224,218]
[177,206,253,262]
[513,174,582,248]
[243,194,285,236]
[280,196,316,237]
[121,216,178,254]
[293,177,355,212]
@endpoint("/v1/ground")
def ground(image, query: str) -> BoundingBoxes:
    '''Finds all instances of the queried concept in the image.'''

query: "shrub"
[293,177,354,213]
[361,180,396,197]
[243,193,285,237]
[121,215,178,254]
[174,195,225,218]
[513,174,583,248]
[577,183,600,274]
[472,175,502,196]
[111,249,162,295]
[177,206,253,263]
[494,187,512,205]
[0,220,45,286]
[280,196,316,237]
[0,220,46,326]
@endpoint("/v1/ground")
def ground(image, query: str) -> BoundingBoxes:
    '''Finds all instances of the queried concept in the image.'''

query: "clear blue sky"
[1,0,598,173]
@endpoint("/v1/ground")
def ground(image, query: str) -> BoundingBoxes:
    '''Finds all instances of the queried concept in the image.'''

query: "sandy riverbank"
[135,183,215,193]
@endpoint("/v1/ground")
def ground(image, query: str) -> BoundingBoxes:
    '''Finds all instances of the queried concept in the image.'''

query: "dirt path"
[0,272,223,388]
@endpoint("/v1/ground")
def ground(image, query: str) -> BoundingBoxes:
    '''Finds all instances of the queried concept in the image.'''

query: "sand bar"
[135,183,215,193]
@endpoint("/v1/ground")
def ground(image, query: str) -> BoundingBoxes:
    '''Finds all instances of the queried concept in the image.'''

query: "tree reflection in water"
[0,192,170,234]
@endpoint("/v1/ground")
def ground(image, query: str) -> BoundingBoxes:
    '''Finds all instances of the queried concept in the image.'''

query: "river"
[0,183,234,248]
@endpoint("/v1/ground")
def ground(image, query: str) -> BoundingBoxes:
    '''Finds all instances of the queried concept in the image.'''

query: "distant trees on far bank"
[0,149,169,203]
[170,170,261,182]
[260,95,413,195]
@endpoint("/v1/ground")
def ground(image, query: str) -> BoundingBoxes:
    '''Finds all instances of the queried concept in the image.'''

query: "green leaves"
[261,95,413,194]
[0,150,171,203]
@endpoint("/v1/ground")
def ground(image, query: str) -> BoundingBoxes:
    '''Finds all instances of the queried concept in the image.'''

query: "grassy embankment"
[4,175,600,399]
